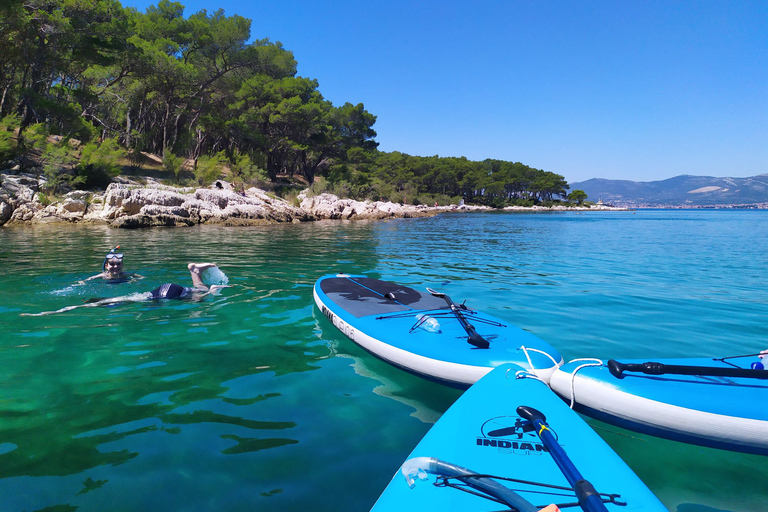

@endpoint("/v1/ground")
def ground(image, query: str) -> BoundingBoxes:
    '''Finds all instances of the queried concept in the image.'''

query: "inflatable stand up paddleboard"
[549,355,768,456]
[372,364,668,511]
[314,274,563,388]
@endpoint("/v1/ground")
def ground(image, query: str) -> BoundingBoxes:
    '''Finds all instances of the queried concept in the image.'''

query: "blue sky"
[122,0,767,183]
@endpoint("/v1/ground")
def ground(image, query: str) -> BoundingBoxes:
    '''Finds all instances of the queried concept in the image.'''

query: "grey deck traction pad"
[320,277,447,318]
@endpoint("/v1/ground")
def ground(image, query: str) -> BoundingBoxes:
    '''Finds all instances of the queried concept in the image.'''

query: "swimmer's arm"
[201,285,231,296]
[21,300,103,316]
[79,273,105,284]
[21,295,141,316]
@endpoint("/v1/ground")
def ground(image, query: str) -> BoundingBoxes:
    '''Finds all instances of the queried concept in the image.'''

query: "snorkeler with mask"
[82,246,142,284]
[26,262,230,316]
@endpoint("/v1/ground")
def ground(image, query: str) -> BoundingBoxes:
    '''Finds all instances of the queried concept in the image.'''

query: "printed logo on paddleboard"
[476,416,549,455]
[321,305,356,341]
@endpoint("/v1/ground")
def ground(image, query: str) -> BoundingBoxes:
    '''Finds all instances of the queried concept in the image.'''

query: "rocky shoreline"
[0,172,624,228]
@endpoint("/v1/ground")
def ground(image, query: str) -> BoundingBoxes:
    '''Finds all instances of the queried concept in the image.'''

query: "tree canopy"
[0,0,580,206]
[334,153,571,206]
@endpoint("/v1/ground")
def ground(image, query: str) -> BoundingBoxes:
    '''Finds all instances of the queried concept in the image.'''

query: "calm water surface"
[1,210,767,511]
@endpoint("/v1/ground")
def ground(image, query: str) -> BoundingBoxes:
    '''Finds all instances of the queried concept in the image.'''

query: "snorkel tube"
[102,246,121,271]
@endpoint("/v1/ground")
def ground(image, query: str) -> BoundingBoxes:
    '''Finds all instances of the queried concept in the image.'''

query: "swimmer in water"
[81,246,141,284]
[24,262,229,316]
[148,263,225,299]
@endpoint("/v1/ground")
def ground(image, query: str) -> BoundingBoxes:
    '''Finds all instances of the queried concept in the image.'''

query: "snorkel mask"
[102,246,124,271]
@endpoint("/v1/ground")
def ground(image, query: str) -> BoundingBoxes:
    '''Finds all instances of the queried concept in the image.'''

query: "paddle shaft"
[428,459,537,512]
[516,406,609,512]
[427,289,490,348]
[608,359,768,380]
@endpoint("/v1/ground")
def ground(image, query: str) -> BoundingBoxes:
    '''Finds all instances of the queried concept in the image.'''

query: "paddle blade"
[516,405,546,424]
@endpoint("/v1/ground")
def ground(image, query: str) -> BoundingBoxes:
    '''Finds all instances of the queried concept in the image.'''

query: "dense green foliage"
[322,152,572,206]
[0,0,377,186]
[0,0,582,205]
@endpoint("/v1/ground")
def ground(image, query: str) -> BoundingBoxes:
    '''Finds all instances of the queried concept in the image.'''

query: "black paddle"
[516,406,610,512]
[426,288,490,348]
[607,359,768,380]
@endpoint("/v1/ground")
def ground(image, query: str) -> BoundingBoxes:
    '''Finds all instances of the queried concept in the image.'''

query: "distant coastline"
[600,203,767,210]
[571,174,768,209]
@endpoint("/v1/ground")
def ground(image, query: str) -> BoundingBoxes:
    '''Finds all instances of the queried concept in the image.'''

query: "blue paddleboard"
[372,364,668,511]
[314,274,563,387]
[549,355,768,455]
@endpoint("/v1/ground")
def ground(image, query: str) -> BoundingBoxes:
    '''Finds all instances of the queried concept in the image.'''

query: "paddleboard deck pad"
[371,364,667,511]
[549,356,768,455]
[314,274,563,387]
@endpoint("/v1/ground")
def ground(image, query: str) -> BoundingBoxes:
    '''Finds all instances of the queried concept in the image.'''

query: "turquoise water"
[1,210,767,511]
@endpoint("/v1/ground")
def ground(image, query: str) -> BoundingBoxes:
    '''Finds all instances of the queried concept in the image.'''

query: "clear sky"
[122,0,767,183]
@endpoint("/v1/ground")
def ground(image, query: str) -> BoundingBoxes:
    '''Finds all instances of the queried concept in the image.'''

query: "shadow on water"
[311,307,463,424]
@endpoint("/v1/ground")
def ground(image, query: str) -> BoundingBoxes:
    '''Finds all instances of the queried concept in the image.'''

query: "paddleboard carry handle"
[426,287,490,349]
[516,406,609,512]
[608,359,768,380]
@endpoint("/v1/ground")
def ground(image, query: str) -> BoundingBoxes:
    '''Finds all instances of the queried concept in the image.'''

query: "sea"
[1,209,766,512]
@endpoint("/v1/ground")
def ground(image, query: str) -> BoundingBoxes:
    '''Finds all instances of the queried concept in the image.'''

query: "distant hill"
[570,175,768,207]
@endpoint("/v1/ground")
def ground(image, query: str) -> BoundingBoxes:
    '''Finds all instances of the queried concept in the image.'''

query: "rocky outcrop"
[0,173,443,228]
[297,192,438,220]
[3,167,616,228]
[92,181,317,228]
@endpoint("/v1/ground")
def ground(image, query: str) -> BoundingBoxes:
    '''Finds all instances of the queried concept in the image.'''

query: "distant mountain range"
[570,174,768,208]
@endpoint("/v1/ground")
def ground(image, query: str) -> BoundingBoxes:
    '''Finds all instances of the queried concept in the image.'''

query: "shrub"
[307,176,328,197]
[230,151,267,184]
[75,138,126,189]
[22,124,77,194]
[194,152,225,186]
[163,152,184,183]
[127,149,143,170]
[510,198,535,207]
[0,115,20,162]
[37,192,52,206]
